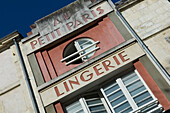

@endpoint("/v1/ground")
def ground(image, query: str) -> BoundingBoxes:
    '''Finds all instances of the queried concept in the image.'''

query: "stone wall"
[0,45,34,113]
[122,0,170,39]
[121,0,170,75]
[144,29,170,74]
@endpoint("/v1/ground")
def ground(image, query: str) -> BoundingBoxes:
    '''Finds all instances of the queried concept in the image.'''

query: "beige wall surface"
[144,29,170,74]
[121,0,170,75]
[0,46,34,113]
[0,49,19,89]
[122,0,170,39]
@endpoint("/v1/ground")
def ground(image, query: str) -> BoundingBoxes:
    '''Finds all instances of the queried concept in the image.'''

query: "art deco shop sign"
[40,43,145,106]
[23,1,113,54]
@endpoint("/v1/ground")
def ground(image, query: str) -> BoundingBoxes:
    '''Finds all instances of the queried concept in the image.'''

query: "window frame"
[100,70,161,113]
[64,70,162,113]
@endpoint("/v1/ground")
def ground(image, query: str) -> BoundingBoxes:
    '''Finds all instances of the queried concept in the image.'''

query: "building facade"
[0,31,34,113]
[0,0,169,113]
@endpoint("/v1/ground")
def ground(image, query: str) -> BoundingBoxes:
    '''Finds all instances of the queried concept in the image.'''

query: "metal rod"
[61,41,99,62]
[13,38,39,113]
[66,47,100,66]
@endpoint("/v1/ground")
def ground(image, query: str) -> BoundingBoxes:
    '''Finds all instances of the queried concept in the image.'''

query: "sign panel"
[40,43,145,106]
[23,1,113,54]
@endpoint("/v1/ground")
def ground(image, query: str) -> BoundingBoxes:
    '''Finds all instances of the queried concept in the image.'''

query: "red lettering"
[91,10,97,17]
[118,51,130,62]
[51,32,56,39]
[74,20,83,28]
[38,37,45,45]
[45,34,51,41]
[66,22,73,31]
[96,7,104,15]
[80,71,93,82]
[55,28,61,36]
[54,19,61,26]
[83,14,92,22]
[63,12,71,20]
[55,86,64,97]
[93,64,104,76]
[113,56,120,65]
[30,40,37,49]
[69,76,80,89]
[63,82,70,92]
[102,60,115,71]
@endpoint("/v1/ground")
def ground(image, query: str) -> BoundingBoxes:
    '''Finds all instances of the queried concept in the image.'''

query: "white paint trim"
[66,47,100,65]
[79,98,90,113]
[116,78,138,109]
[61,41,99,62]
[100,88,115,113]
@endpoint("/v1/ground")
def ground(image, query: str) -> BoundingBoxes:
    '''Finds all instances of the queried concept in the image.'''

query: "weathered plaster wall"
[122,0,170,39]
[0,46,34,113]
[121,0,170,75]
[0,49,19,89]
[144,29,170,74]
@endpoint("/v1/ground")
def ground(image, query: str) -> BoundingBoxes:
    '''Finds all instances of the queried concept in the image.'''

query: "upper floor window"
[64,70,163,113]
[61,38,99,65]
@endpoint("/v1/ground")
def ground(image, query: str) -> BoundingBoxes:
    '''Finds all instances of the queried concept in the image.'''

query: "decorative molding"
[0,81,20,96]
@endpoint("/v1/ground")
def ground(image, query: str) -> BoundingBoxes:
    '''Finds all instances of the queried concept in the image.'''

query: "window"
[61,38,99,65]
[65,93,111,113]
[64,70,163,113]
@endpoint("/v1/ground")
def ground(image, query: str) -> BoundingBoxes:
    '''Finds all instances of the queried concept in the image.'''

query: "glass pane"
[66,101,84,113]
[77,110,85,113]
[104,84,120,95]
[110,95,126,107]
[80,41,92,47]
[77,38,96,59]
[107,90,123,101]
[134,91,152,106]
[137,97,153,107]
[120,107,133,113]
[103,79,133,113]
[89,105,105,111]
[63,41,82,64]
[86,99,102,105]
[142,104,162,113]
[126,80,143,91]
[130,85,146,96]
[122,72,138,85]
[85,93,108,113]
[141,103,157,112]
[114,102,132,113]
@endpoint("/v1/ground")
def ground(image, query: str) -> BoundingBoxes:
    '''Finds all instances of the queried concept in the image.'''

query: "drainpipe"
[107,0,170,84]
[13,38,39,113]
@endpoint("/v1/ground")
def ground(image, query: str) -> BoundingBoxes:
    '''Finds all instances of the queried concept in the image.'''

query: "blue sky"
[0,0,119,38]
